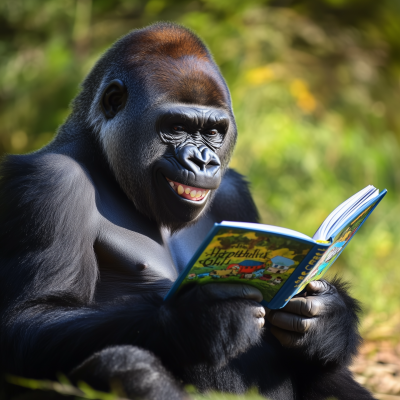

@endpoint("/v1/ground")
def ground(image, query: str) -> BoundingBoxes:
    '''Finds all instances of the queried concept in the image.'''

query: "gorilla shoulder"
[0,153,97,243]
[210,168,260,224]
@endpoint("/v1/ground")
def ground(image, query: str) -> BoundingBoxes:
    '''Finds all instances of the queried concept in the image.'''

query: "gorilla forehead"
[122,24,231,109]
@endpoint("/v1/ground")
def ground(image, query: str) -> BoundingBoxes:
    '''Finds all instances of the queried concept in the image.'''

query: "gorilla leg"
[181,341,296,400]
[70,346,187,400]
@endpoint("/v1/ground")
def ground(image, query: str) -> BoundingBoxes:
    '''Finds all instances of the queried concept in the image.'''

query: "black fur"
[0,23,374,400]
[70,347,187,400]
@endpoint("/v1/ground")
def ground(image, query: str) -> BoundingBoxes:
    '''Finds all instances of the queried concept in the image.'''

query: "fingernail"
[256,307,266,318]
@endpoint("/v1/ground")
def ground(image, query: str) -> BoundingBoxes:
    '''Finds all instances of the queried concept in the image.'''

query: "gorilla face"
[152,105,230,223]
[99,82,234,230]
[87,24,237,231]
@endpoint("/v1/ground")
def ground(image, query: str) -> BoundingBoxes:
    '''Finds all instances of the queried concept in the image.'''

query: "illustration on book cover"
[179,228,314,302]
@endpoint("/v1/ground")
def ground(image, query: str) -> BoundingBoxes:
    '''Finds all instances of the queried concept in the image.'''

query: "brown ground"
[351,341,400,400]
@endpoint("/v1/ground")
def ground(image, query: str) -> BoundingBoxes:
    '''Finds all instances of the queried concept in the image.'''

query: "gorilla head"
[74,23,237,231]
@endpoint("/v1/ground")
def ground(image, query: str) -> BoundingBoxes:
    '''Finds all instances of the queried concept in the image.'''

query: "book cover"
[165,188,387,309]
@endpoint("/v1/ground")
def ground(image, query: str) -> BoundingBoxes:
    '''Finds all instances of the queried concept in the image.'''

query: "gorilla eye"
[172,125,185,132]
[207,129,218,136]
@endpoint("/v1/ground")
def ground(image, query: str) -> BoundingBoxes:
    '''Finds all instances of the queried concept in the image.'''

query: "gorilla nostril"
[188,156,207,168]
[188,157,219,171]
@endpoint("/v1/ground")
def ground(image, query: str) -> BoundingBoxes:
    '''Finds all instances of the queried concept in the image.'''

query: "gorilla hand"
[266,278,362,366]
[195,283,265,329]
[266,280,328,347]
[159,284,265,369]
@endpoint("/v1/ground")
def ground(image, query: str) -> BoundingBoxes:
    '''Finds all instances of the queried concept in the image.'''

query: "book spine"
[265,243,330,309]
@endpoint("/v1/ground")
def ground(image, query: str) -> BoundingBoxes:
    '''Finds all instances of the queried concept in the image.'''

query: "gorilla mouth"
[166,177,209,201]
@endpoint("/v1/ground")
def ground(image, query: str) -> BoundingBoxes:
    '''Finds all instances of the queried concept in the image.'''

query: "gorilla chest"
[94,217,179,302]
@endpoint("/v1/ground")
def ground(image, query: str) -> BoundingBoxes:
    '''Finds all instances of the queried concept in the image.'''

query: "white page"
[313,187,371,240]
[328,187,378,235]
[312,186,379,241]
[220,221,314,243]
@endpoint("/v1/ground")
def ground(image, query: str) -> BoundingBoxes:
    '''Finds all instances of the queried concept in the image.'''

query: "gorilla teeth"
[166,177,209,201]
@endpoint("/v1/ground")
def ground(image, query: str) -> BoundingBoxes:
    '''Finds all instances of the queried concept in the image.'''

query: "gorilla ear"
[101,79,127,119]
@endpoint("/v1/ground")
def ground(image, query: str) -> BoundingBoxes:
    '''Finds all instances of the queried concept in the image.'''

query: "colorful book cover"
[165,189,387,309]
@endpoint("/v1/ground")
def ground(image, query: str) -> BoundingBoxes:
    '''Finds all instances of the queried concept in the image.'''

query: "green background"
[1,0,400,340]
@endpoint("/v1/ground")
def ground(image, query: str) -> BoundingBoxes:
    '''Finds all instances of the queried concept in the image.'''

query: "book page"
[220,221,313,242]
[313,186,378,240]
[293,201,377,294]
[174,227,314,302]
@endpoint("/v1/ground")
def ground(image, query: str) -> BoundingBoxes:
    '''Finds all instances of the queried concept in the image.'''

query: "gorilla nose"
[176,145,221,176]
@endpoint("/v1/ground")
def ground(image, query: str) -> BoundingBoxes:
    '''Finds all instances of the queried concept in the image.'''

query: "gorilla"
[0,23,374,400]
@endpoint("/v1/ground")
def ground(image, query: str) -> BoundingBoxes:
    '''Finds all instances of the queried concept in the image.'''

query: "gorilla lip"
[166,177,209,201]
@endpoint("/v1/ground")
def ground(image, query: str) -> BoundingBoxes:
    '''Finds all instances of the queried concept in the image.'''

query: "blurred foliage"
[5,374,126,399]
[0,0,400,336]
[4,375,267,400]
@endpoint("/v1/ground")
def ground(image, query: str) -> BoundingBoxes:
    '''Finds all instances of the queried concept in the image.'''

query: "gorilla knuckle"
[306,299,323,317]
[295,317,311,333]
[254,306,265,319]
[242,285,250,298]
[269,311,279,325]
[304,301,314,316]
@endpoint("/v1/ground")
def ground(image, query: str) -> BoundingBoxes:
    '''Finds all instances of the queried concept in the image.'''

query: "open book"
[165,186,387,309]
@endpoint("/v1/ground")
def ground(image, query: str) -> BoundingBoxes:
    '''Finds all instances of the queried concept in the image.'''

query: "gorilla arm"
[0,155,263,378]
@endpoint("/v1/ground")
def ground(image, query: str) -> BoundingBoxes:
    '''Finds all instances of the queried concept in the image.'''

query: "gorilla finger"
[241,284,263,302]
[264,307,272,319]
[253,307,265,329]
[306,280,330,295]
[267,311,315,333]
[270,326,302,348]
[253,306,265,328]
[253,306,266,318]
[281,297,325,317]
[248,306,265,329]
[200,283,263,302]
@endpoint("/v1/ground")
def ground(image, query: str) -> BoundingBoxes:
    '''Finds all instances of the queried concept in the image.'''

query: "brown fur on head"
[124,23,232,110]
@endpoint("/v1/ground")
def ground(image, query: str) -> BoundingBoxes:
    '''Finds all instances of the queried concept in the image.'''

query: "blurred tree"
[1,0,400,153]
